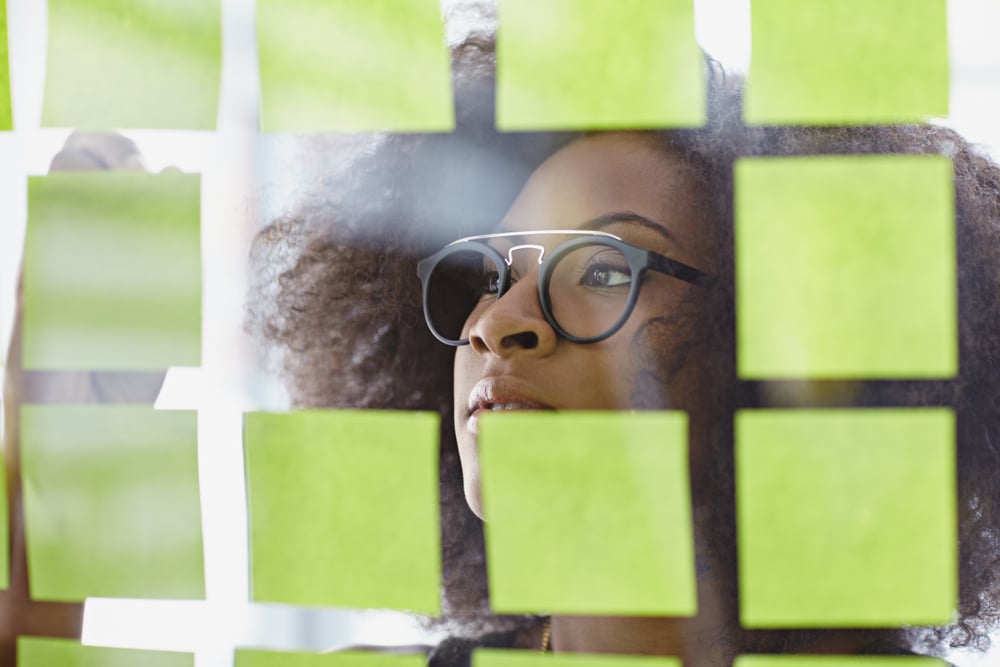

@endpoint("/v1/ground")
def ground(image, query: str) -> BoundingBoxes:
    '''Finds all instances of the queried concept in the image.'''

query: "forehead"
[497,132,704,254]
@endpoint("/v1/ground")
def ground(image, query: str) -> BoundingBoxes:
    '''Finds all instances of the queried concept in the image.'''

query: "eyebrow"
[577,212,674,241]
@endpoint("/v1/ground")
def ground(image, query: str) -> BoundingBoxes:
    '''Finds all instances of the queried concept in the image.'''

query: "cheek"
[458,444,484,519]
[453,345,478,394]
[616,296,697,407]
[453,345,483,426]
[632,316,690,383]
[452,348,485,518]
[563,339,646,410]
[633,284,698,369]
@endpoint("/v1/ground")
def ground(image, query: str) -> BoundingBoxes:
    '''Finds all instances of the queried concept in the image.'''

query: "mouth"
[466,378,555,434]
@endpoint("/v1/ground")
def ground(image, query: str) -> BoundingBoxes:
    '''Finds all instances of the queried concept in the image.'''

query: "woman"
[248,32,1000,667]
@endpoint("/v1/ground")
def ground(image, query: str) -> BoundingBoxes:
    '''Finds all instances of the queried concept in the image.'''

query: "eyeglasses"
[416,229,710,346]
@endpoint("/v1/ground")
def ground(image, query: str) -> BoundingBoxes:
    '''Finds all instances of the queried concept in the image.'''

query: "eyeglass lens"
[547,244,633,339]
[424,248,499,342]
[425,240,635,342]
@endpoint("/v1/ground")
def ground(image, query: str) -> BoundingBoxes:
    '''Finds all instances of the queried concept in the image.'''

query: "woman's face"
[453,132,715,517]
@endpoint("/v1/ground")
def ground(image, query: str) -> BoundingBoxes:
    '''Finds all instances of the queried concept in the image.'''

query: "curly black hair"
[246,30,1000,662]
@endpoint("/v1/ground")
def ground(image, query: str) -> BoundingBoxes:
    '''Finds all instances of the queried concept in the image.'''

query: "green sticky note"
[20,406,205,601]
[1,444,8,590]
[236,650,426,667]
[244,410,441,613]
[18,637,193,667]
[736,409,957,627]
[0,0,11,131]
[23,172,202,371]
[42,0,221,130]
[736,155,956,379]
[744,0,948,125]
[480,412,696,615]
[735,657,948,667]
[475,651,681,667]
[497,0,704,130]
[257,0,454,132]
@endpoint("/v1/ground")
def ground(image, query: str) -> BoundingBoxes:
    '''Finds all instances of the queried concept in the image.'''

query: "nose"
[467,268,558,357]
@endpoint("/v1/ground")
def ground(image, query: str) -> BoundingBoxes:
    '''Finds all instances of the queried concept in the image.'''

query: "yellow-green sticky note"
[18,637,193,667]
[480,412,696,615]
[736,409,957,627]
[23,172,202,371]
[237,650,426,667]
[1,443,8,590]
[20,406,205,601]
[744,0,948,125]
[476,651,681,667]
[497,0,704,130]
[736,155,956,379]
[735,657,948,667]
[244,410,441,613]
[42,0,221,129]
[0,0,11,131]
[257,0,453,132]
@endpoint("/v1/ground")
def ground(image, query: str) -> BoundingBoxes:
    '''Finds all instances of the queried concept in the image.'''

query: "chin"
[464,478,485,520]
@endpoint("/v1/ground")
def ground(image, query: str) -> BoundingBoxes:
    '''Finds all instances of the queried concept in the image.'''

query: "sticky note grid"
[734,0,959,641]
[497,0,704,130]
[734,656,949,667]
[236,649,427,667]
[736,154,956,379]
[20,406,205,602]
[6,0,970,655]
[42,0,222,129]
[474,650,682,667]
[23,171,202,371]
[744,0,949,125]
[480,411,697,616]
[256,0,454,132]
[18,637,194,667]
[244,410,442,613]
[0,0,11,131]
[1,447,7,590]
[736,409,957,627]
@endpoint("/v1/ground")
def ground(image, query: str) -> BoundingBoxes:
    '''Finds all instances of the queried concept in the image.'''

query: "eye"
[480,270,502,296]
[578,255,632,288]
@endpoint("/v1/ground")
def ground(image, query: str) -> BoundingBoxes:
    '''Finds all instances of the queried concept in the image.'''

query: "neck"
[551,615,736,667]
[549,619,879,662]
[549,564,738,667]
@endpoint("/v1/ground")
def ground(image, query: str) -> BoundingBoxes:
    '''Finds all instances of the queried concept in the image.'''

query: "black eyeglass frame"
[416,230,711,346]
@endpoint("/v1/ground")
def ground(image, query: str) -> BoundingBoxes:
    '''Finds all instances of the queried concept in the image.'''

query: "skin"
[450,132,874,663]
[453,131,715,519]
[451,132,733,663]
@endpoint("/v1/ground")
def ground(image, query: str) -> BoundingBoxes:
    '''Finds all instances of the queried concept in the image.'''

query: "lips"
[466,378,555,434]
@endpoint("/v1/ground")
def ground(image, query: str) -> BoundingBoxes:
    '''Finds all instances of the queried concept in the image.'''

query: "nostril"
[501,331,538,349]
[469,334,489,354]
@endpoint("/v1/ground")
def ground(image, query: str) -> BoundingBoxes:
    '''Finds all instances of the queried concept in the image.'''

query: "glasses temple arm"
[646,252,714,287]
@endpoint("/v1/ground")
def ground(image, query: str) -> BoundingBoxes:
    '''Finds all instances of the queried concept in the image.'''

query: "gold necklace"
[541,618,552,653]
